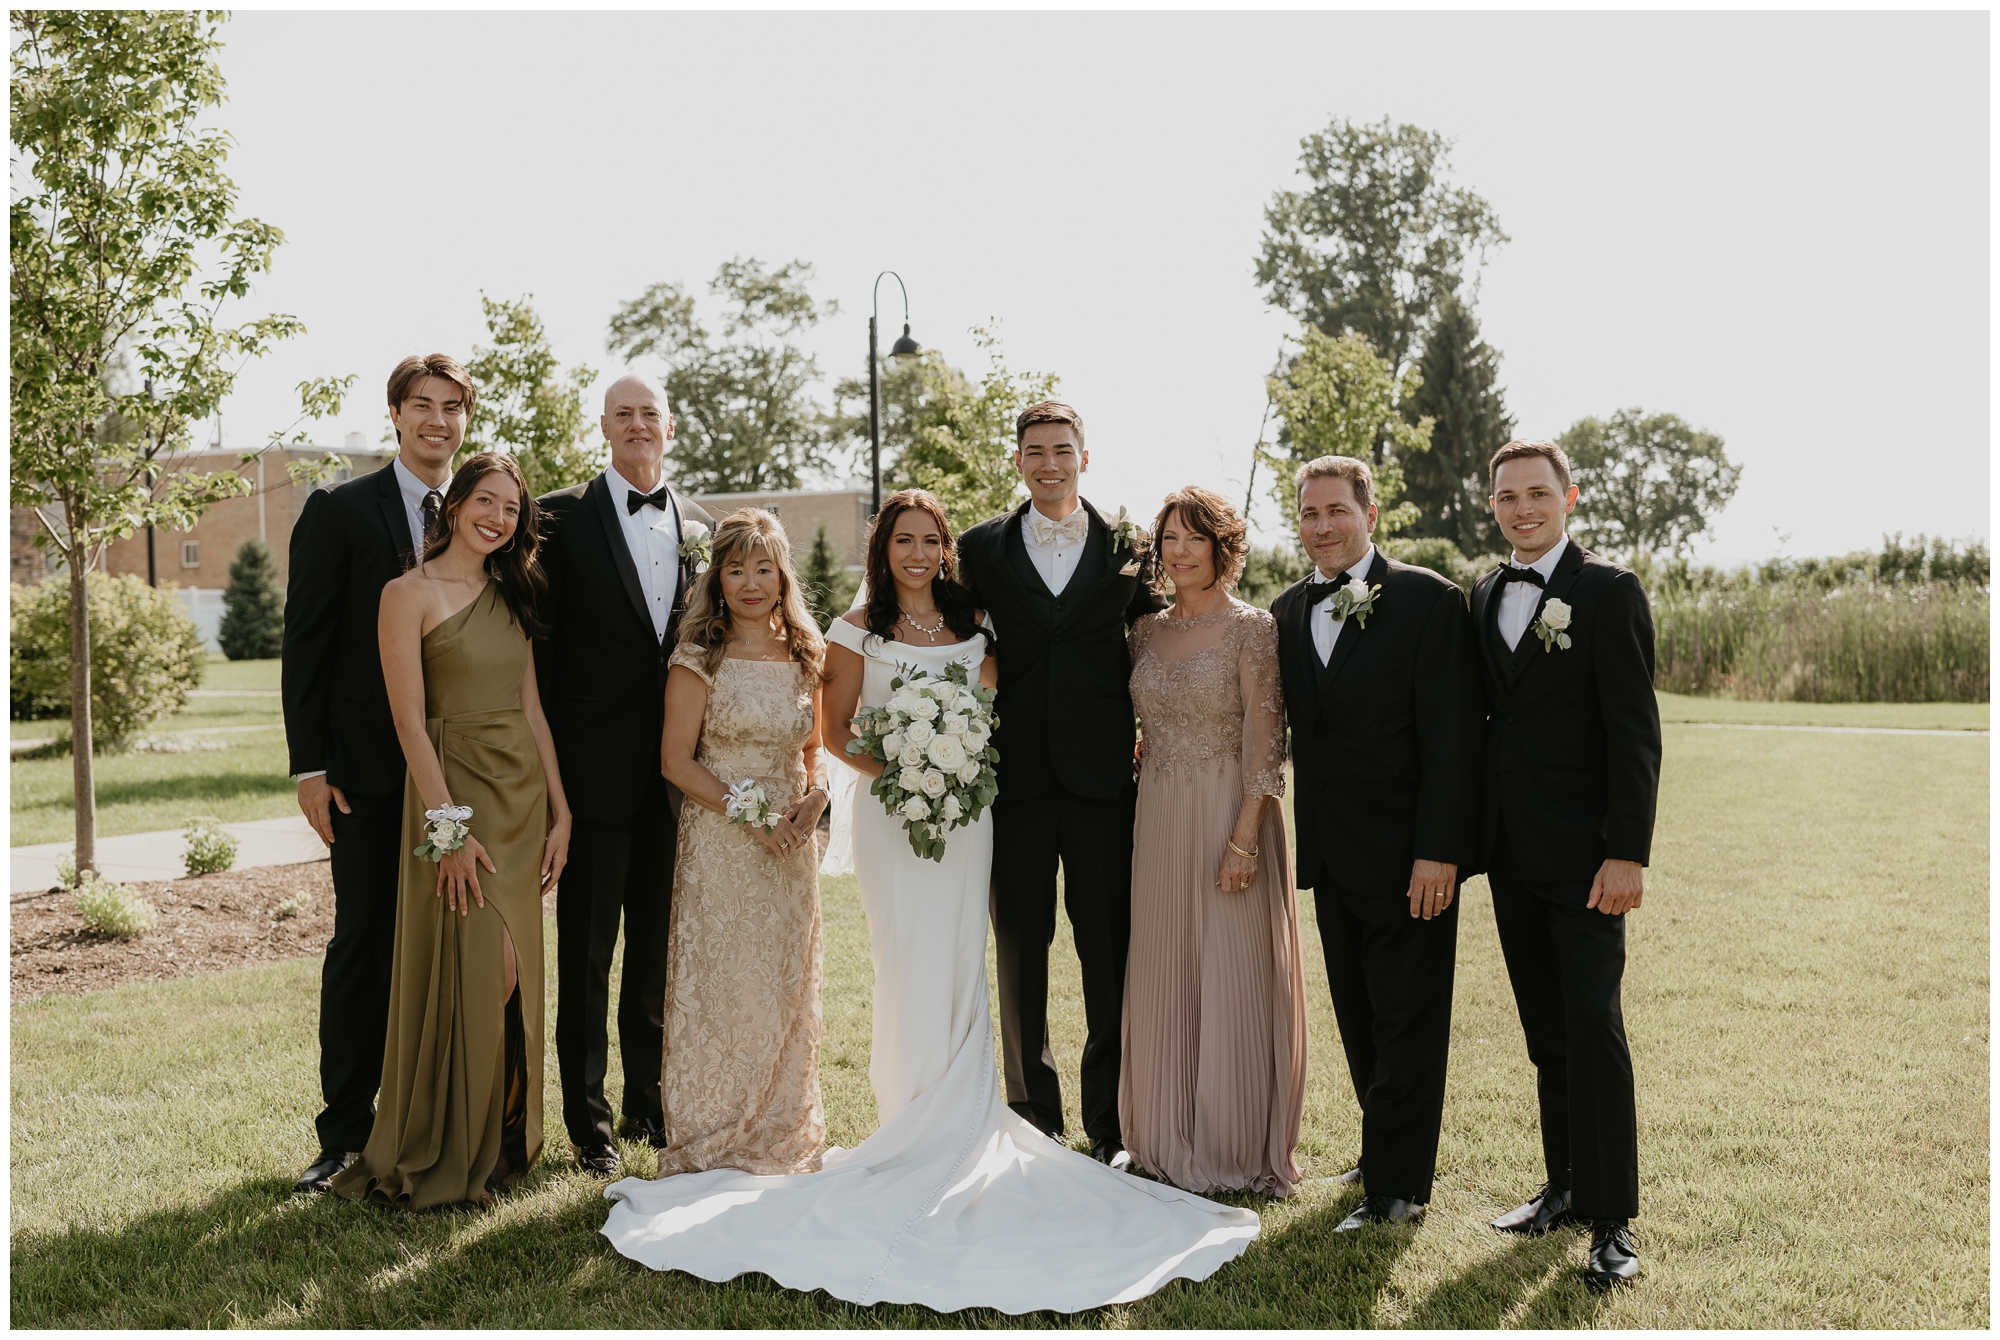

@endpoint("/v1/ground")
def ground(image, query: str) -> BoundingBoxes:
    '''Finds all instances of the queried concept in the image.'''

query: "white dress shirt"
[391,456,448,554]
[1496,536,1569,652]
[1020,502,1090,596]
[1309,545,1377,665]
[607,465,680,642]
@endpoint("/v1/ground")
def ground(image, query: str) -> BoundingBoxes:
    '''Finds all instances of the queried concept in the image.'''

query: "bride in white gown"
[602,492,1257,1314]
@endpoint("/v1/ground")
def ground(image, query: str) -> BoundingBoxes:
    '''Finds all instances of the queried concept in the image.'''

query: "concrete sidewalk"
[11,815,327,894]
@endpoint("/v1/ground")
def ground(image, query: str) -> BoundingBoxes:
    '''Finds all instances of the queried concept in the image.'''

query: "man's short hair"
[1294,455,1374,510]
[1488,439,1572,493]
[387,353,477,417]
[1015,400,1084,450]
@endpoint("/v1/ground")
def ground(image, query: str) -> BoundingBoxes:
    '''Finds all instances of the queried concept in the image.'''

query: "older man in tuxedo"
[1270,455,1482,1232]
[1471,438,1661,1290]
[536,374,712,1177]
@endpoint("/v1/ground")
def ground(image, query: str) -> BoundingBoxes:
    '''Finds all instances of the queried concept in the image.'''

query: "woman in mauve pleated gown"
[1120,485,1308,1197]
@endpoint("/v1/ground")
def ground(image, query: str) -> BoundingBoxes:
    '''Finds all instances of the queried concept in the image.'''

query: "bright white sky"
[205,9,1988,564]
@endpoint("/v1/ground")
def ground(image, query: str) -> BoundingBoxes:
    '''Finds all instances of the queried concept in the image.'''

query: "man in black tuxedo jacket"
[955,401,1165,1166]
[282,354,473,1192]
[1269,456,1482,1231]
[535,373,712,1178]
[1471,438,1661,1290]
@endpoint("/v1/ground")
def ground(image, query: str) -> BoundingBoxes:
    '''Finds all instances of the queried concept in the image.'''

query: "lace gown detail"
[1121,601,1308,1196]
[655,644,824,1177]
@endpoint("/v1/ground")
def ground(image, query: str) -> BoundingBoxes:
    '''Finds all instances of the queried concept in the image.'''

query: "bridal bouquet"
[845,661,999,862]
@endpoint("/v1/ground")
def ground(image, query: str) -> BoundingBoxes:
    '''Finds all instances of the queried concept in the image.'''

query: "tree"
[218,538,284,660]
[11,11,340,872]
[606,257,837,494]
[11,572,205,750]
[1257,116,1508,382]
[1558,408,1742,562]
[465,293,601,496]
[895,328,1058,535]
[1402,291,1514,557]
[829,352,928,484]
[1261,327,1432,535]
[800,522,857,630]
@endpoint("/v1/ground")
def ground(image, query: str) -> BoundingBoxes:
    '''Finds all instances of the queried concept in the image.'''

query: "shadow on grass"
[19,769,297,815]
[1403,1227,1613,1328]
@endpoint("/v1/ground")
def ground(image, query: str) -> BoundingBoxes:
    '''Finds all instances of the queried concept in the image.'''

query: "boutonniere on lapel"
[1327,575,1382,628]
[678,519,712,574]
[1530,598,1574,652]
[1109,506,1149,576]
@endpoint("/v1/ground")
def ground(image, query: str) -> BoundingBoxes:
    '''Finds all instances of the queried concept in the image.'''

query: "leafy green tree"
[829,352,928,484]
[11,572,205,750]
[1402,291,1514,556]
[897,328,1056,534]
[607,257,836,494]
[465,293,601,496]
[1558,408,1743,562]
[218,538,284,660]
[10,10,341,872]
[1261,328,1432,535]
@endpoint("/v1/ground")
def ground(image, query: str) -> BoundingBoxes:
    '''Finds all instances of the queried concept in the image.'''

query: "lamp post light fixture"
[869,271,921,515]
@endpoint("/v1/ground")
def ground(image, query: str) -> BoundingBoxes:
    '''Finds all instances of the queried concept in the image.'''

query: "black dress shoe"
[1090,1138,1132,1172]
[294,1150,355,1194]
[576,1141,623,1177]
[1335,1195,1423,1232]
[1492,1182,1573,1235]
[1587,1219,1640,1289]
[617,1115,669,1149]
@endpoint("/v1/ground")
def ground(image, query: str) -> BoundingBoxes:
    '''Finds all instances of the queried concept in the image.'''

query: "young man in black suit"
[1269,456,1482,1231]
[1471,438,1662,1289]
[282,353,473,1192]
[535,373,712,1177]
[955,401,1165,1166]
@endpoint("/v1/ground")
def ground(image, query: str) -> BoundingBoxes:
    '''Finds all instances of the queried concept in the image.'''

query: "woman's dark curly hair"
[862,489,992,649]
[1150,485,1249,593]
[419,450,547,636]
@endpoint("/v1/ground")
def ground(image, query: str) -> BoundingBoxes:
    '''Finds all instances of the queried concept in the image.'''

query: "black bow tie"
[1305,575,1343,602]
[1501,566,1547,590]
[628,487,668,515]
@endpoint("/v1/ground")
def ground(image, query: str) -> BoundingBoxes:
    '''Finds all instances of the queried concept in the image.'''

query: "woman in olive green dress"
[333,452,572,1209]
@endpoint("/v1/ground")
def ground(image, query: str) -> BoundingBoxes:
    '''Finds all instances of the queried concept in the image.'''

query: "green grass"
[1654,691,1988,731]
[10,726,1988,1326]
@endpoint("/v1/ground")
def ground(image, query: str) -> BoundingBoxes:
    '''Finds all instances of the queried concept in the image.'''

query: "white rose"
[888,689,920,717]
[928,734,969,771]
[956,758,983,785]
[939,794,963,822]
[921,768,949,798]
[966,718,991,745]
[904,719,936,747]
[940,712,968,735]
[881,731,906,758]
[900,796,930,822]
[1540,598,1572,631]
[1343,575,1370,601]
[905,693,939,721]
[897,766,925,794]
[898,743,926,770]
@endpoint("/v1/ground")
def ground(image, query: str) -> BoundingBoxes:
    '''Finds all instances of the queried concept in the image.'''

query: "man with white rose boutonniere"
[534,373,713,1178]
[1470,438,1662,1291]
[1269,455,1482,1232]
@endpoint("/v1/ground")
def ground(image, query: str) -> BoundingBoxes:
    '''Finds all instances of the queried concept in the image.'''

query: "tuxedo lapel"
[1471,565,1508,691]
[1314,549,1389,705]
[591,474,654,635]
[1282,582,1320,713]
[373,464,414,567]
[666,487,695,618]
[1504,541,1586,686]
[1049,499,1118,633]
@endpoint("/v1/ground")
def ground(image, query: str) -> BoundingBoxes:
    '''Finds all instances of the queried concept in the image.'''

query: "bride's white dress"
[601,620,1259,1314]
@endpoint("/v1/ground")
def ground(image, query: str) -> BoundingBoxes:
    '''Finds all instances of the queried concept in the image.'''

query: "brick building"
[686,482,873,573]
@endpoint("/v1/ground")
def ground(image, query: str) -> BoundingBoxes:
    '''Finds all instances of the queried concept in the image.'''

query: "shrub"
[182,816,239,876]
[53,849,78,889]
[9,572,206,747]
[218,538,285,660]
[1237,543,1312,609]
[75,874,159,938]
[275,890,313,920]
[1382,537,1506,596]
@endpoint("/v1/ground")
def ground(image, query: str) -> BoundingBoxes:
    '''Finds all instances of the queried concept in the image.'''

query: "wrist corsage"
[415,804,472,863]
[723,778,778,831]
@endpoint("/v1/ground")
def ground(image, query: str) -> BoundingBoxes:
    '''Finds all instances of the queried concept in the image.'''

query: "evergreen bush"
[218,537,285,660]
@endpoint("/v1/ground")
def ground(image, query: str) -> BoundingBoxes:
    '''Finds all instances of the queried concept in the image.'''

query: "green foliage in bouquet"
[845,660,999,862]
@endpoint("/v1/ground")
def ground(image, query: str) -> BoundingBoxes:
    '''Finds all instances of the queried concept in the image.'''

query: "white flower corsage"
[723,778,778,831]
[414,804,473,863]
[1531,598,1573,652]
[679,519,712,574]
[1327,575,1382,629]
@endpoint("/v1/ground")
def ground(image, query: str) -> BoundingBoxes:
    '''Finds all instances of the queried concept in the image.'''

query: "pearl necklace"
[900,608,947,643]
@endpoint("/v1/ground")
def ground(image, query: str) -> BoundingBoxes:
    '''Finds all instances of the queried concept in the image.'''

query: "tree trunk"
[67,553,97,875]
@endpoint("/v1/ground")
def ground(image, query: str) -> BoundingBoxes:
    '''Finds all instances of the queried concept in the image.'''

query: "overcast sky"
[205,9,1988,563]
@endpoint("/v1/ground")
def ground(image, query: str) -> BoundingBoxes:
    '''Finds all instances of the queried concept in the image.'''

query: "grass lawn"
[10,720,1988,1326]
[1653,691,1988,732]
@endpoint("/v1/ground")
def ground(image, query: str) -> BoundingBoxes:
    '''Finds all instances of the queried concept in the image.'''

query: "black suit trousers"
[555,772,677,1149]
[1486,830,1640,1220]
[316,788,405,1153]
[990,784,1134,1143]
[1317,887,1458,1204]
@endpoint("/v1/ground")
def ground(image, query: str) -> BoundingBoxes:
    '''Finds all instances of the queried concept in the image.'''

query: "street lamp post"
[868,271,922,515]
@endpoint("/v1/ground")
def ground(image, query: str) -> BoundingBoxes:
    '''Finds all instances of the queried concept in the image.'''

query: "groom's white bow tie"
[1028,510,1089,548]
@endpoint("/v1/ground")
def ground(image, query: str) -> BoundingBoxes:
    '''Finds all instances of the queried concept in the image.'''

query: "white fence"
[174,587,226,653]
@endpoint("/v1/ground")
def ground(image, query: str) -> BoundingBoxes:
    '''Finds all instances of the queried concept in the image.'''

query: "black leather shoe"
[1090,1138,1133,1172]
[1492,1182,1572,1235]
[294,1150,355,1194]
[576,1141,622,1177]
[617,1115,668,1149]
[1587,1219,1640,1289]
[1335,1195,1423,1232]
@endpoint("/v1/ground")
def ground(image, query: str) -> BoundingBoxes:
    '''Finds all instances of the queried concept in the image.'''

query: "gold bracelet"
[1227,838,1259,861]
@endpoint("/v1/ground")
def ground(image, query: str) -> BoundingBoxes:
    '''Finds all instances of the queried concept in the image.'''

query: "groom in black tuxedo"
[282,354,473,1192]
[536,373,712,1177]
[1471,438,1661,1290]
[956,401,1165,1165]
[1270,456,1482,1231]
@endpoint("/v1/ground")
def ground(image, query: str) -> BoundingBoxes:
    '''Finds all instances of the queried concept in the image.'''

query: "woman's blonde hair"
[676,507,826,683]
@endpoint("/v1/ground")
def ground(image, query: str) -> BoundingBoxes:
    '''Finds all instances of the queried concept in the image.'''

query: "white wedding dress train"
[601,623,1258,1314]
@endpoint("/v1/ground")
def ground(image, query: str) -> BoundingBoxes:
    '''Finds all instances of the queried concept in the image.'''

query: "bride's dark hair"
[862,490,991,649]
[420,451,547,637]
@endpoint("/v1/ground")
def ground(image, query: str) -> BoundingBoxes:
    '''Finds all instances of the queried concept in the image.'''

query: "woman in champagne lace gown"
[1121,487,1307,1198]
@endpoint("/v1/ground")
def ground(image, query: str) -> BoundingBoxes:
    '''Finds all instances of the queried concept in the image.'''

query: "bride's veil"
[818,579,871,876]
